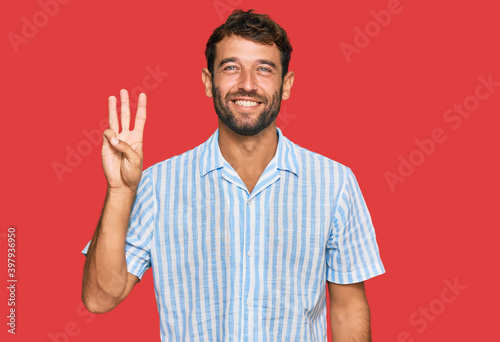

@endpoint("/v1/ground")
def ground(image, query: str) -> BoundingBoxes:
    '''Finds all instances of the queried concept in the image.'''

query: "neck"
[218,120,278,177]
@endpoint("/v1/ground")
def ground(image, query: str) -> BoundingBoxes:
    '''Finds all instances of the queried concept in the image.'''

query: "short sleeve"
[326,168,385,284]
[81,168,156,281]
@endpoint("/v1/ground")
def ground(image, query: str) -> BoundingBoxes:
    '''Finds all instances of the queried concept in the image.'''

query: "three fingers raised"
[107,90,147,134]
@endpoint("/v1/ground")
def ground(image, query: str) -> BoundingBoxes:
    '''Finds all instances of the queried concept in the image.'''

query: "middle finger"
[120,89,130,132]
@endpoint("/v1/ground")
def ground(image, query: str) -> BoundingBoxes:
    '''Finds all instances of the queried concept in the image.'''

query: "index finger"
[108,95,119,133]
[133,93,147,133]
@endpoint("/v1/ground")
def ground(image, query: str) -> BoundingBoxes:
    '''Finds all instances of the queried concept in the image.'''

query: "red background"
[2,0,499,341]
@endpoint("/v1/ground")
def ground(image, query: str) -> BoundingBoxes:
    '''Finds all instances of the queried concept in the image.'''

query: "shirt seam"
[329,166,352,240]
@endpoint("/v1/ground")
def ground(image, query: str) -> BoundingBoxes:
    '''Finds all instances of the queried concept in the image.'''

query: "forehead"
[214,35,281,68]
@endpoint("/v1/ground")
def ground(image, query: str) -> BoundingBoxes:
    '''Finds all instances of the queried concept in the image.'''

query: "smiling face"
[202,35,294,136]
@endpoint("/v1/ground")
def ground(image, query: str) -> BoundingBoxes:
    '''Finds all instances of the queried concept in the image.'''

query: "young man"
[82,10,385,341]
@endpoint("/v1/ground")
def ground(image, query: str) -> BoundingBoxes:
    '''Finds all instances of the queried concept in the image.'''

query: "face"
[202,36,294,136]
[211,81,282,136]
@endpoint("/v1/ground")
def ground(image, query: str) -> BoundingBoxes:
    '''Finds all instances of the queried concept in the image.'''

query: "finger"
[120,89,131,132]
[102,129,117,150]
[134,93,147,134]
[108,96,119,133]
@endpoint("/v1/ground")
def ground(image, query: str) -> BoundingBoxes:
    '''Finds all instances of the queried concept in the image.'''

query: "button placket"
[240,194,252,340]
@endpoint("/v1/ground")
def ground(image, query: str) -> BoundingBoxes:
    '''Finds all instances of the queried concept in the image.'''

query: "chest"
[153,173,333,271]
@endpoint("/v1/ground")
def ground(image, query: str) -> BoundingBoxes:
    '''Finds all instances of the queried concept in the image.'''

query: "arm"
[328,281,371,342]
[82,89,147,313]
[82,189,139,313]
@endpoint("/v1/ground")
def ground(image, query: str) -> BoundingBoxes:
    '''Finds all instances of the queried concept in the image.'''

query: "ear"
[281,71,295,100]
[201,68,213,97]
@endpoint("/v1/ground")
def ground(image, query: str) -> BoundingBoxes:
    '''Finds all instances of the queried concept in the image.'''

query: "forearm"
[330,300,371,342]
[82,188,136,312]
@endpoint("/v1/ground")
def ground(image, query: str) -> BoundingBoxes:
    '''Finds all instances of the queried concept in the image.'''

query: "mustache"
[226,91,267,103]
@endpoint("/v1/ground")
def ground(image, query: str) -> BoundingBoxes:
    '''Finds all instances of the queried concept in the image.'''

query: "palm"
[102,90,147,191]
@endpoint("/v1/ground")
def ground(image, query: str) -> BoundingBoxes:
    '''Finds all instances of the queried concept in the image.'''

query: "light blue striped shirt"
[82,127,385,341]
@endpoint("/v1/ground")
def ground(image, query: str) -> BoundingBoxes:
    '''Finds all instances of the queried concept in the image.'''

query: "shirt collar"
[200,126,299,178]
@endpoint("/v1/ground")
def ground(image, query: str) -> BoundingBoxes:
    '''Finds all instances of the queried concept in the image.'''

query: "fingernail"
[111,137,119,145]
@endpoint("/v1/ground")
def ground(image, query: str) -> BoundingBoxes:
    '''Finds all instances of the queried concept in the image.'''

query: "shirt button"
[247,251,254,257]
[247,300,252,306]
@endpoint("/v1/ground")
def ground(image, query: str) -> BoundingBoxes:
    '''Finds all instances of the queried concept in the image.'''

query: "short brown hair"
[205,9,293,80]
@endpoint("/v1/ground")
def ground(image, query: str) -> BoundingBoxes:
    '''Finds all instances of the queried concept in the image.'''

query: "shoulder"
[281,135,359,202]
[286,136,353,178]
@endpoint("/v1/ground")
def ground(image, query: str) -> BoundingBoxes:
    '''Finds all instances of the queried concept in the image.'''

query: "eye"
[223,66,237,71]
[258,67,272,73]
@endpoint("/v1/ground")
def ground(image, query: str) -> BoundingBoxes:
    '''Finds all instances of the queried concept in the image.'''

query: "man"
[81,9,385,341]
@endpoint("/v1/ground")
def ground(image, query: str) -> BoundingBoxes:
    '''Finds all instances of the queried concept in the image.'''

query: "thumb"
[103,129,140,163]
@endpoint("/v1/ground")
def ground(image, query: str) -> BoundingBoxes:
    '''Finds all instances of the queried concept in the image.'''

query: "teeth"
[234,100,259,107]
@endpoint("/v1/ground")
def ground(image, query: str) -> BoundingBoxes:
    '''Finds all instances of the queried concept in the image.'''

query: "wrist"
[106,186,137,198]
[102,187,137,217]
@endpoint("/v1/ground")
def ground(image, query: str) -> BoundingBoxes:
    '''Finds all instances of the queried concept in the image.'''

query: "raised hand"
[102,89,147,193]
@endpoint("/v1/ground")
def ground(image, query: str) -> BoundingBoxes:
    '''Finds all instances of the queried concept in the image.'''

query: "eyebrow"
[218,57,278,70]
[257,59,277,69]
[219,57,239,67]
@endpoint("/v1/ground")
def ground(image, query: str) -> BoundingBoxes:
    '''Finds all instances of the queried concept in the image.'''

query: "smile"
[232,100,261,107]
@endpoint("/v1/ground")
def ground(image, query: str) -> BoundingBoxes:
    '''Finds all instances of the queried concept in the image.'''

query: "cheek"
[260,78,281,94]
[216,74,240,88]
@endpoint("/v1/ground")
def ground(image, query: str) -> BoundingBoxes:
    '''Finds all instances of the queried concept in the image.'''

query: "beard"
[212,83,283,136]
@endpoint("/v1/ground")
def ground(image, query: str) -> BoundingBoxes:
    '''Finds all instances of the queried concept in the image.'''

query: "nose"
[237,69,258,92]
